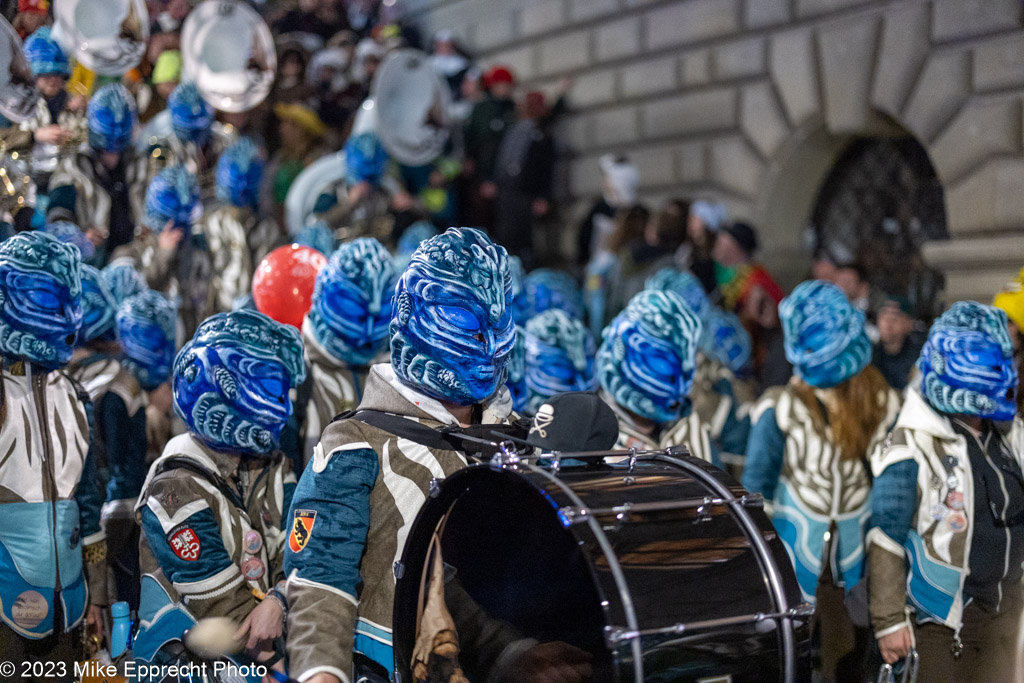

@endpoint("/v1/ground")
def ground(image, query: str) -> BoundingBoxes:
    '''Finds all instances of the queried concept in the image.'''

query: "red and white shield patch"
[167,526,201,561]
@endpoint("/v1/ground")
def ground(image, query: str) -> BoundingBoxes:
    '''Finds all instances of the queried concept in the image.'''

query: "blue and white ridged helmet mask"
[699,308,752,374]
[144,165,200,232]
[645,268,710,322]
[390,227,515,405]
[395,221,439,271]
[0,232,83,370]
[505,325,527,413]
[87,84,137,154]
[117,291,177,391]
[919,301,1017,421]
[101,259,148,306]
[24,27,69,77]
[345,132,389,185]
[514,268,584,325]
[597,290,702,425]
[294,221,335,255]
[173,310,306,455]
[168,82,215,146]
[780,280,871,389]
[308,237,397,366]
[79,264,117,344]
[524,309,598,415]
[216,138,264,208]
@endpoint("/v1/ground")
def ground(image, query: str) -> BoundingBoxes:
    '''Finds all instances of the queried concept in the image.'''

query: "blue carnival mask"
[345,132,389,185]
[308,237,397,366]
[145,165,200,232]
[216,138,264,208]
[79,264,117,344]
[699,308,752,374]
[173,310,306,455]
[391,227,515,405]
[24,27,69,77]
[514,268,584,325]
[117,291,177,391]
[781,280,871,389]
[0,232,82,369]
[505,325,527,413]
[87,84,137,154]
[597,290,702,425]
[102,259,148,305]
[169,82,214,146]
[645,267,710,321]
[919,301,1017,421]
[524,309,597,415]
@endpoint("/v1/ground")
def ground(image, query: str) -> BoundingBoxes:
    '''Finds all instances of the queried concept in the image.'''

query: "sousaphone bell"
[371,47,451,166]
[181,0,276,113]
[0,16,39,123]
[53,0,148,76]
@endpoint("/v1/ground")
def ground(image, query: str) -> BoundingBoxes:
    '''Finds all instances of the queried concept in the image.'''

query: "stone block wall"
[405,0,1024,301]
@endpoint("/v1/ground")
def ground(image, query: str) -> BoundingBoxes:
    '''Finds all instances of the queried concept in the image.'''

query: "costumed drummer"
[0,233,106,677]
[869,301,1023,682]
[645,267,752,458]
[292,237,397,466]
[596,289,720,465]
[742,281,900,681]
[113,164,212,338]
[521,308,597,416]
[48,84,147,265]
[285,228,589,683]
[132,310,304,676]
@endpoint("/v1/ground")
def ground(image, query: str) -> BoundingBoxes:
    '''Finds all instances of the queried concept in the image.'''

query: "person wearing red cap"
[463,64,517,229]
[13,0,48,40]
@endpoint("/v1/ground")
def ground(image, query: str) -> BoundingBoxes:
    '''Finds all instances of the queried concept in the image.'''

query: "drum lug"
[694,497,713,524]
[558,506,588,526]
[393,561,405,579]
[489,451,521,470]
[429,478,443,498]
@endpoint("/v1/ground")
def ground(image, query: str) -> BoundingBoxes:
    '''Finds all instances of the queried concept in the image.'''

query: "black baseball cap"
[526,392,619,453]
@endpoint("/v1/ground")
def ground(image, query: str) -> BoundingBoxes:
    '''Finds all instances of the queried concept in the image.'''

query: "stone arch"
[747,3,1024,301]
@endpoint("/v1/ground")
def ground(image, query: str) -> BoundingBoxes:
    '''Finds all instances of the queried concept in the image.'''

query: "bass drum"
[393,451,812,683]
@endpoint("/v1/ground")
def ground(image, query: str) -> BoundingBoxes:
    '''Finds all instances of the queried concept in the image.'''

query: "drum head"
[0,17,38,123]
[54,0,148,76]
[394,458,810,683]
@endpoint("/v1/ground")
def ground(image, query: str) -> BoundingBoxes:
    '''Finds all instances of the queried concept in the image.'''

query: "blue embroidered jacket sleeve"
[742,406,785,502]
[285,445,380,683]
[714,378,751,456]
[868,458,919,635]
[139,477,253,621]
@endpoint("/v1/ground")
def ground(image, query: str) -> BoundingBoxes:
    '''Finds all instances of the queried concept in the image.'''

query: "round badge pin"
[946,491,964,511]
[946,475,959,490]
[929,504,948,521]
[241,556,265,580]
[944,455,959,468]
[244,530,263,554]
[947,511,967,533]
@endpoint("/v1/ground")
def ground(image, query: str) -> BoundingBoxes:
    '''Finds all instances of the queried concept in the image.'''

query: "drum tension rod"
[603,603,815,645]
[558,493,764,525]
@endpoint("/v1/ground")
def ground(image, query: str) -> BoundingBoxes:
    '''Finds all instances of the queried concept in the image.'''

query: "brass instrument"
[53,0,148,77]
[0,16,39,124]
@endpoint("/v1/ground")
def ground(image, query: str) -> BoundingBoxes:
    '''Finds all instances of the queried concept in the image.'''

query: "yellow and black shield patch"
[289,509,317,553]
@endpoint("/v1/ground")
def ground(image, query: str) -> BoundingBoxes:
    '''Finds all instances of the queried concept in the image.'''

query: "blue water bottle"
[110,601,131,658]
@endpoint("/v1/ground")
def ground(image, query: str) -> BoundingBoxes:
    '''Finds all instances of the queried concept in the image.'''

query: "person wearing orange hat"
[463,64,517,230]
[12,0,48,40]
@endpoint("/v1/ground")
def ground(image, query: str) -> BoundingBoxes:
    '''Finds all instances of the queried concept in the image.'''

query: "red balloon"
[252,244,328,329]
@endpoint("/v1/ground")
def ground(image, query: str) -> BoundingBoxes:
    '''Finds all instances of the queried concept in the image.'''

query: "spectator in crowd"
[272,0,350,42]
[597,289,720,466]
[430,29,470,100]
[262,102,328,226]
[0,233,106,675]
[493,90,557,265]
[464,64,516,229]
[871,297,925,392]
[584,203,649,335]
[744,280,900,683]
[834,260,885,342]
[12,0,48,39]
[687,199,727,294]
[576,154,639,267]
[869,302,1021,682]
[273,39,316,106]
[142,49,182,121]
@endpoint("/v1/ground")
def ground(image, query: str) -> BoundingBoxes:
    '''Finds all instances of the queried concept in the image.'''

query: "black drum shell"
[393,455,811,683]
